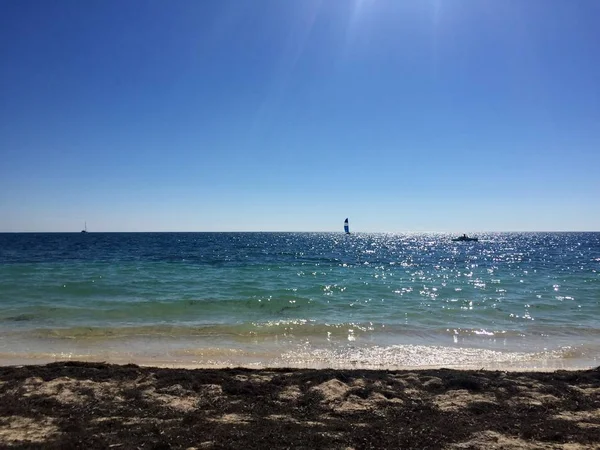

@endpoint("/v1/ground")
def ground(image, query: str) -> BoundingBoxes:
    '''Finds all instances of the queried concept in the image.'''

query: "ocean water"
[0,232,598,370]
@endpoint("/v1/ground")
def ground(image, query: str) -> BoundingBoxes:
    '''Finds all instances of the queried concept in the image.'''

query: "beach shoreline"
[1,361,599,449]
[2,332,597,373]
[1,350,597,373]
[0,356,595,374]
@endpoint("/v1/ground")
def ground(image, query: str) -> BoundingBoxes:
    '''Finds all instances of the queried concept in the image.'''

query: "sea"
[0,232,598,370]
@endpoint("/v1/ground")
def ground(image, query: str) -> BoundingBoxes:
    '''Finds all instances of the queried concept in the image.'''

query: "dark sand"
[1,362,599,449]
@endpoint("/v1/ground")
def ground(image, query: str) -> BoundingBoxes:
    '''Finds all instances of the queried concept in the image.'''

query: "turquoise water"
[0,232,598,369]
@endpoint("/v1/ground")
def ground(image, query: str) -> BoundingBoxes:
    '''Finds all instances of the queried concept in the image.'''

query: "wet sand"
[1,362,599,449]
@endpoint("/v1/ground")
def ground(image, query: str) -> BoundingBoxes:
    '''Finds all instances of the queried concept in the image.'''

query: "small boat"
[344,218,350,234]
[452,234,478,242]
[81,222,87,233]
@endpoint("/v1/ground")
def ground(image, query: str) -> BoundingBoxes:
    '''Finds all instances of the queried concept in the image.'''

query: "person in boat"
[463,234,467,239]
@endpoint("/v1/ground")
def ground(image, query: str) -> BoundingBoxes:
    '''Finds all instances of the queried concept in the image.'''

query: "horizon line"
[1,230,598,234]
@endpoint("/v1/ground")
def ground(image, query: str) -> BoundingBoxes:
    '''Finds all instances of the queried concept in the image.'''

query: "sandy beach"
[0,362,599,449]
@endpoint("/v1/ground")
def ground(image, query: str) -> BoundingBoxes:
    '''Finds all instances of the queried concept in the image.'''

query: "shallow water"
[0,232,598,369]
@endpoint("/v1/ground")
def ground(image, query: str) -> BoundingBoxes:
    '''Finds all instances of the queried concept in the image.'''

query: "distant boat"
[344,218,350,234]
[452,234,478,242]
[81,222,87,233]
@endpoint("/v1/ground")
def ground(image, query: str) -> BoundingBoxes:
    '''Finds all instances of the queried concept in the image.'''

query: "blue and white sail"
[344,218,350,234]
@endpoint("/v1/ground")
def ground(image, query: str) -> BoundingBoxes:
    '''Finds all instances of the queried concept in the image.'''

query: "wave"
[1,340,595,371]
[10,320,600,345]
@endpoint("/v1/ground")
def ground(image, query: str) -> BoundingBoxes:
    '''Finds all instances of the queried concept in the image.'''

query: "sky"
[1,0,599,232]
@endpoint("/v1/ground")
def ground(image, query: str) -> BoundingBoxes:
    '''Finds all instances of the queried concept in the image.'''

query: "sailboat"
[81,222,87,233]
[344,218,350,234]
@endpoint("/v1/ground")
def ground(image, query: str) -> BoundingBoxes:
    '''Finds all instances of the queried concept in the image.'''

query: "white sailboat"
[344,218,350,234]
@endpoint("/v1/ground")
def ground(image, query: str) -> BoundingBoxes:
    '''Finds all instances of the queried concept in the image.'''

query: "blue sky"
[1,0,599,232]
